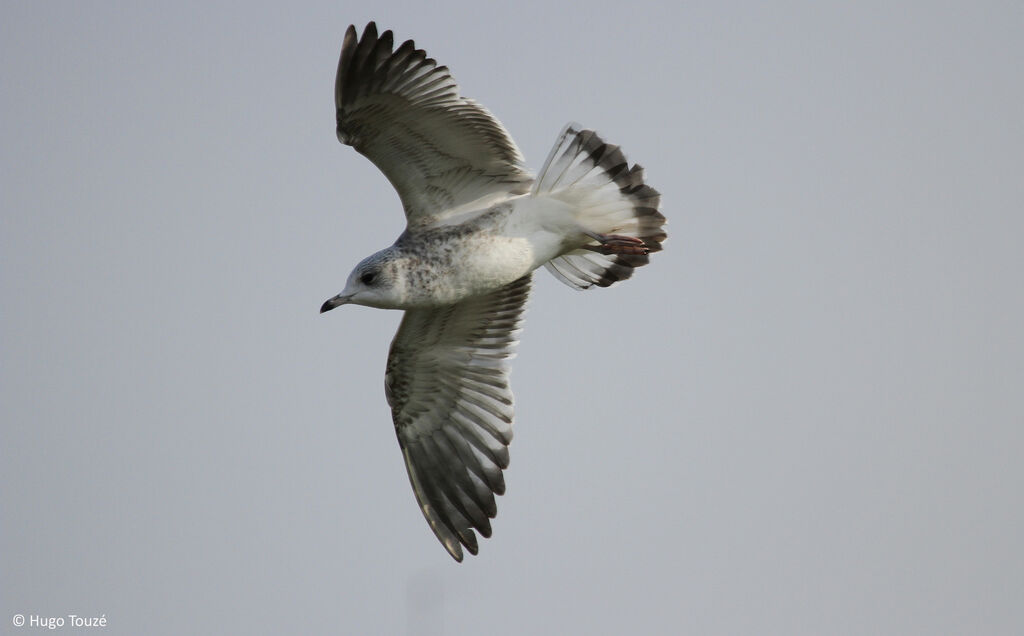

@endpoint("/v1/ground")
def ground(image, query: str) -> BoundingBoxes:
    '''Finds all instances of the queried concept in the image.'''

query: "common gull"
[320,22,667,561]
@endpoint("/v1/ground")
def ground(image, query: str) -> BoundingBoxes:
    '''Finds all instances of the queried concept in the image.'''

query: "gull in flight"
[321,22,667,561]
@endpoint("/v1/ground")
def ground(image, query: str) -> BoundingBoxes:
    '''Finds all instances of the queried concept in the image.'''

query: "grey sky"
[2,1,1022,634]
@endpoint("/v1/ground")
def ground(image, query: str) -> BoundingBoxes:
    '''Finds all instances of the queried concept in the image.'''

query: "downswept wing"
[385,275,531,561]
[336,23,533,226]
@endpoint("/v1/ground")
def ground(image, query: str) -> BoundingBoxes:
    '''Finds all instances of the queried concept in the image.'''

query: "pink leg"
[582,231,650,256]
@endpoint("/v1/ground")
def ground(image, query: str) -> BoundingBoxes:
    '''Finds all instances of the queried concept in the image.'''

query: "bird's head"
[320,249,406,312]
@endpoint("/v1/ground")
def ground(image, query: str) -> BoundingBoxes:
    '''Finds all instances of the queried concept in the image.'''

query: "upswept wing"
[385,275,531,561]
[336,23,533,226]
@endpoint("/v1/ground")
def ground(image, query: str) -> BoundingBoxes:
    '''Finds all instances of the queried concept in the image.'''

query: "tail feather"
[534,124,666,290]
[546,251,649,289]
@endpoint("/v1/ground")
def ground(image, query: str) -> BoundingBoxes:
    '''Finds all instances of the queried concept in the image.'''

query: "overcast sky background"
[2,1,1022,634]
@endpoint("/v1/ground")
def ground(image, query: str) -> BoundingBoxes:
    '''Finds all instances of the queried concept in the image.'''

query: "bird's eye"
[360,271,377,285]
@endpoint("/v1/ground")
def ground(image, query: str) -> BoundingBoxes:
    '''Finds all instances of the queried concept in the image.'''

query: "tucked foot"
[582,231,650,255]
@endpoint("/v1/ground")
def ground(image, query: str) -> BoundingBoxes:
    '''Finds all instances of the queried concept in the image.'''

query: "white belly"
[398,196,583,306]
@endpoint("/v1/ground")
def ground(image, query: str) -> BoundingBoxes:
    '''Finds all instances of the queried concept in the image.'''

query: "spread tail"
[532,124,666,289]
